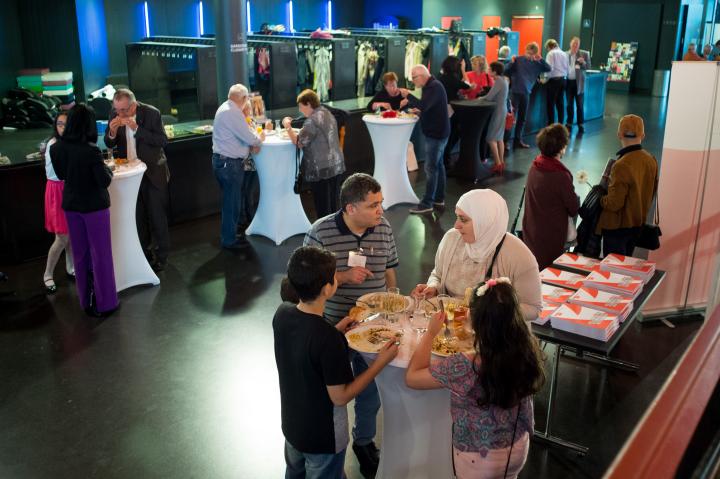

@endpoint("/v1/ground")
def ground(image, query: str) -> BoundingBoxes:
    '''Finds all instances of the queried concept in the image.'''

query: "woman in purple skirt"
[50,104,119,317]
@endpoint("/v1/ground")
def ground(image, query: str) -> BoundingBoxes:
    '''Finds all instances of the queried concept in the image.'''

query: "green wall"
[0,1,25,96]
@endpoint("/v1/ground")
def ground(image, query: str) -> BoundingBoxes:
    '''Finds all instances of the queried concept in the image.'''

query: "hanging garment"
[247,47,256,90]
[367,56,385,96]
[356,42,373,97]
[257,48,270,78]
[314,47,332,102]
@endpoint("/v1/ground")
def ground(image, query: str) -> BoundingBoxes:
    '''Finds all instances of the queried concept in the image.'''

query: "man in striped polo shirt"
[303,173,399,477]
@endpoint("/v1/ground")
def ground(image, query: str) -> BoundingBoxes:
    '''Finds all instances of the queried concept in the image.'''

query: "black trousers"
[137,175,170,262]
[444,114,461,162]
[602,227,641,257]
[566,79,584,126]
[310,175,342,220]
[511,92,530,145]
[546,78,566,125]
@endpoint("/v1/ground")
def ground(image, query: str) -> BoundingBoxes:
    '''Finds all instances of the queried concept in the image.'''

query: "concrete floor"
[0,92,702,479]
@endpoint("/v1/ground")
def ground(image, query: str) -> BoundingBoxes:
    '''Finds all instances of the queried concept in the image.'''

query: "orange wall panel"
[511,17,544,54]
[483,15,501,62]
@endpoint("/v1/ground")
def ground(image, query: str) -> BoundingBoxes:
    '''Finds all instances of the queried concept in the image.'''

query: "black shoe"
[222,239,250,250]
[409,204,433,214]
[84,304,119,318]
[578,126,585,135]
[353,442,379,477]
[43,278,57,295]
[151,259,167,272]
[432,201,445,208]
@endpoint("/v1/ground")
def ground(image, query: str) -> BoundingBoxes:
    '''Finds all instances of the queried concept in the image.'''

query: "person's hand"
[338,267,374,285]
[398,88,410,98]
[251,145,261,154]
[282,117,293,129]
[122,117,138,131]
[409,108,420,115]
[108,116,123,136]
[335,316,357,333]
[411,284,437,299]
[375,340,399,366]
[399,98,409,109]
[534,54,543,61]
[427,310,446,337]
[264,120,274,131]
[381,102,392,110]
[468,83,477,90]
[260,131,266,142]
[577,57,585,65]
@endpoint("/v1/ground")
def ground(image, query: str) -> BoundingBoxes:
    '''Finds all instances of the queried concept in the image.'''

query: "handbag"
[636,177,662,250]
[511,187,526,239]
[293,145,303,195]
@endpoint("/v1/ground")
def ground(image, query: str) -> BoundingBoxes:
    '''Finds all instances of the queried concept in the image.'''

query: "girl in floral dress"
[406,279,545,479]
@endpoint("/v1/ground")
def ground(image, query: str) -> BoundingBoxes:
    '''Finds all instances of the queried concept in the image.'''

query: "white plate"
[356,292,412,313]
[346,324,404,353]
[264,129,277,136]
[431,334,475,357]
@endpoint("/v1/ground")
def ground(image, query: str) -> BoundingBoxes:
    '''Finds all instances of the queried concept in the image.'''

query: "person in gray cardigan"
[565,37,591,134]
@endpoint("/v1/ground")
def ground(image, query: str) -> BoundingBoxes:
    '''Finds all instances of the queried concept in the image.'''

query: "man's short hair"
[536,123,569,158]
[287,246,336,302]
[570,36,580,44]
[498,46,511,58]
[382,72,398,84]
[297,89,320,108]
[113,88,136,103]
[340,173,381,211]
[526,42,539,55]
[545,39,558,50]
[489,61,504,76]
[228,84,249,100]
[411,64,430,78]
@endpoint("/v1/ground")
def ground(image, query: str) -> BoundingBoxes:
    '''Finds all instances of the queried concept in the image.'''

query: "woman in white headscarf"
[412,189,542,320]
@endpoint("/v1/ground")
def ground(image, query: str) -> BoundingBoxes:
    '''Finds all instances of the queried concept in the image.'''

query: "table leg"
[532,344,589,456]
[559,346,640,372]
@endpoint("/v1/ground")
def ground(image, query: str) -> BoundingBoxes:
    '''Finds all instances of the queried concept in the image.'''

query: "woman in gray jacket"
[482,62,509,174]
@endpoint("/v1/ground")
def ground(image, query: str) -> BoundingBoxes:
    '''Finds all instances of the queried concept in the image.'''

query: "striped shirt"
[304,212,399,323]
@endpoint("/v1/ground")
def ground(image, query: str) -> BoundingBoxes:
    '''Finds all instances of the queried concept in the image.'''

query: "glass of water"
[410,309,429,333]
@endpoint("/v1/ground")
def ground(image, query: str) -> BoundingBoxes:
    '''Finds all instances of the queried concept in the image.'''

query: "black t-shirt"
[438,73,471,102]
[366,89,404,111]
[273,302,355,454]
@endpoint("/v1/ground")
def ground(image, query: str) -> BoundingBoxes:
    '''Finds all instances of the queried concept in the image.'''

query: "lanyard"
[484,234,507,281]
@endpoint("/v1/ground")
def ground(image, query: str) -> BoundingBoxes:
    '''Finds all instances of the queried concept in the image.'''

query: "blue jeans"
[284,441,346,479]
[421,136,449,208]
[351,351,381,446]
[212,154,245,246]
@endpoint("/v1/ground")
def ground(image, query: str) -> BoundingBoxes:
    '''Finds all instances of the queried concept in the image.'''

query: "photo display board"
[605,41,638,83]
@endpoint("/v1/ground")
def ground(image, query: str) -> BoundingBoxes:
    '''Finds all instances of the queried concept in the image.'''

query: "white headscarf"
[456,189,509,263]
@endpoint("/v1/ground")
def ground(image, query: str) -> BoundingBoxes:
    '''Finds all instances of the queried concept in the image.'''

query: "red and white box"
[600,253,656,283]
[568,287,634,322]
[534,298,561,326]
[540,267,586,290]
[553,253,602,273]
[541,283,575,303]
[549,303,620,341]
[583,269,643,299]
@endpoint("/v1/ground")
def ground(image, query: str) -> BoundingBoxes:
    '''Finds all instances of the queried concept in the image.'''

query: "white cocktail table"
[246,135,312,245]
[362,115,420,208]
[108,161,160,291]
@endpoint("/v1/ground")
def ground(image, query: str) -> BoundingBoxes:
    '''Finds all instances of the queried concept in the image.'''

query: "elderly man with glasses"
[104,88,170,271]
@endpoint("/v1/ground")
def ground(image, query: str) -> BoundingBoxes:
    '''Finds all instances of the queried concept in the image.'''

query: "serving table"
[108,161,160,291]
[354,311,454,479]
[362,115,420,208]
[245,134,311,245]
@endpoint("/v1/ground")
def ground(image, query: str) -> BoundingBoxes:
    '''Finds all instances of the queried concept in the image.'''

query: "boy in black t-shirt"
[273,246,398,478]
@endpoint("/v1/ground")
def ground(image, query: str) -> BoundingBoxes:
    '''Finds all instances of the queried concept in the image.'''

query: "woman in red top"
[463,55,494,100]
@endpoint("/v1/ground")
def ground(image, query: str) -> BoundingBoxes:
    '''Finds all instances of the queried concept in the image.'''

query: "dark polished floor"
[0,92,702,479]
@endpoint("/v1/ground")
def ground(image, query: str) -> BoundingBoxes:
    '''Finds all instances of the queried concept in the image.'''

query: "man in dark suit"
[104,88,170,271]
[565,37,591,135]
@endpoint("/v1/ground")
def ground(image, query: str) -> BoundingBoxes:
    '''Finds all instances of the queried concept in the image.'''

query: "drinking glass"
[437,294,455,321]
[410,309,429,333]
[387,287,400,296]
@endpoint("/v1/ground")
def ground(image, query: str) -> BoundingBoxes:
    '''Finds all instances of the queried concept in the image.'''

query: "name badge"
[348,251,367,268]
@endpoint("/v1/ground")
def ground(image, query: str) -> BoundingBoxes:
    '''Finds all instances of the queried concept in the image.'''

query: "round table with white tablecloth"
[357,312,454,479]
[107,160,160,291]
[362,115,420,208]
[245,133,311,245]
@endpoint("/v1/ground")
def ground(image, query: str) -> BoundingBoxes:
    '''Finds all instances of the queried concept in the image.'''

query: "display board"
[605,41,638,82]
[645,61,720,315]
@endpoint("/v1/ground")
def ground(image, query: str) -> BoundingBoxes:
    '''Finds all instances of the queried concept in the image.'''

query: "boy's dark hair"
[536,123,569,158]
[489,61,504,76]
[340,173,381,211]
[287,246,336,302]
[280,276,300,304]
[63,103,98,144]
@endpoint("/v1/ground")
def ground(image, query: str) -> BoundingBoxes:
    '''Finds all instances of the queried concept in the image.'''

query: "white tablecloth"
[108,161,160,292]
[362,115,420,208]
[246,134,312,245]
[360,313,454,479]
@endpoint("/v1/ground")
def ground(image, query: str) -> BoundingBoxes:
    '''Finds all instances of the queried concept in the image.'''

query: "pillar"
[214,0,249,102]
[542,0,566,47]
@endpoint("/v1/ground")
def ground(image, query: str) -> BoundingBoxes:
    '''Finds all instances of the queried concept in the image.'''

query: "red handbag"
[505,109,515,130]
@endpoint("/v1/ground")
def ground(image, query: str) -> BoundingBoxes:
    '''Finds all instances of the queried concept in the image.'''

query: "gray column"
[214,0,249,103]
[542,0,566,47]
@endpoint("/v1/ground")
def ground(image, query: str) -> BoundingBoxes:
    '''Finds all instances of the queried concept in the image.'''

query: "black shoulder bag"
[635,176,661,250]
[511,189,525,240]
[293,145,303,195]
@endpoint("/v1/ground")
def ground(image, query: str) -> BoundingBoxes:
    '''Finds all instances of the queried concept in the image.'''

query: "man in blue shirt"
[505,43,551,149]
[399,65,451,214]
[212,84,264,249]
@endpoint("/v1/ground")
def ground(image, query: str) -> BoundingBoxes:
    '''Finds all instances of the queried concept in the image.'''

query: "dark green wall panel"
[0,0,25,96]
